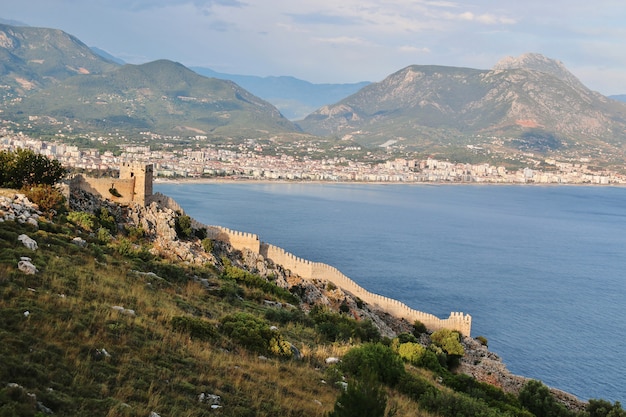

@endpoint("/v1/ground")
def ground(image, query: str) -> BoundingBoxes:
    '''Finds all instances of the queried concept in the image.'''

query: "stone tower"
[119,162,153,206]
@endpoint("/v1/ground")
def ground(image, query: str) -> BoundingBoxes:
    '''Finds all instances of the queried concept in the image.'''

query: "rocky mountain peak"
[492,52,585,90]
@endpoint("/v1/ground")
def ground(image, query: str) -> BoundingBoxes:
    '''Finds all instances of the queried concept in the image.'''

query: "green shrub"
[310,305,380,343]
[175,214,192,239]
[518,380,573,417]
[171,316,217,341]
[476,335,488,347]
[220,312,292,357]
[67,211,96,231]
[201,238,214,253]
[327,372,388,417]
[412,320,427,336]
[586,399,626,417]
[340,343,405,386]
[397,342,426,365]
[431,328,465,357]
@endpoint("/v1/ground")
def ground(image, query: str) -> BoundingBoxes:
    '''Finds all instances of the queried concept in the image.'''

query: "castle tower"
[119,162,153,206]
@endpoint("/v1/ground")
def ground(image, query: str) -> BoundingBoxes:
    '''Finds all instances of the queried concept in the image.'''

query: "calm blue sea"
[155,182,626,403]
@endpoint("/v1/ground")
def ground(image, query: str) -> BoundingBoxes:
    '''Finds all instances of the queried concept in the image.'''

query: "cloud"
[311,36,374,46]
[286,12,362,26]
[398,45,431,54]
[445,11,516,25]
[105,0,246,12]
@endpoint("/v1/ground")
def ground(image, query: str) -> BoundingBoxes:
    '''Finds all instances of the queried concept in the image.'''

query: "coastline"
[153,176,626,187]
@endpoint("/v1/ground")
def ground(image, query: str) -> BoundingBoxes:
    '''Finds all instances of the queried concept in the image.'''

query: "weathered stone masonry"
[201,219,472,337]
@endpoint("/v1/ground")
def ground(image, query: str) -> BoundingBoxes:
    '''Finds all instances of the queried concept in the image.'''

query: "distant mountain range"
[190,67,369,120]
[297,53,626,165]
[2,21,626,167]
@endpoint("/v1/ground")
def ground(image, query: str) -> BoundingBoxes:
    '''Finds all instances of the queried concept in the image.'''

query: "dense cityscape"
[1,127,625,185]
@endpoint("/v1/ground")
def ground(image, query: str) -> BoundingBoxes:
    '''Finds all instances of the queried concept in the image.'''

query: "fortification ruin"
[70,162,154,206]
[103,189,472,336]
[164,203,472,336]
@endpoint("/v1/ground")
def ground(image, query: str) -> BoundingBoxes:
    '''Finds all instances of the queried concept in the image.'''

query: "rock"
[111,305,136,317]
[18,234,38,250]
[23,311,30,317]
[325,357,340,364]
[72,237,87,247]
[149,412,161,417]
[198,392,221,405]
[18,259,38,275]
[290,344,302,360]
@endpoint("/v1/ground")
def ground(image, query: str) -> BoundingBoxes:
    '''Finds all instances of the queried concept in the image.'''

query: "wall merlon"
[201,223,472,336]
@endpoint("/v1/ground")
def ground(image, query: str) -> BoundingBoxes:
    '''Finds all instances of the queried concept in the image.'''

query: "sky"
[2,0,626,95]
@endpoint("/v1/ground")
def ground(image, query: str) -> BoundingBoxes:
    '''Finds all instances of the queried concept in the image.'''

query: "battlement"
[217,228,472,336]
[71,162,154,206]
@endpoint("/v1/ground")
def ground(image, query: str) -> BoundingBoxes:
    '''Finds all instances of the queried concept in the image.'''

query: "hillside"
[0,23,118,100]
[297,53,626,168]
[191,67,370,120]
[2,184,615,417]
[2,59,301,138]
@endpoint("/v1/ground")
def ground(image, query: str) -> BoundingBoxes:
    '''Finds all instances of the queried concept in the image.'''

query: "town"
[1,127,624,185]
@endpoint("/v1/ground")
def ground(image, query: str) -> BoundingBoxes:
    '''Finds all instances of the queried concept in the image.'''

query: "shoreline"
[154,176,626,187]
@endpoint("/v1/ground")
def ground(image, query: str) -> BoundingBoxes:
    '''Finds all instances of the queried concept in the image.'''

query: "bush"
[220,312,292,357]
[518,380,573,417]
[412,320,427,336]
[175,214,192,239]
[476,335,488,347]
[397,342,426,365]
[340,343,405,386]
[201,238,214,253]
[327,372,388,417]
[171,316,217,341]
[22,184,66,216]
[431,328,465,357]
[310,305,380,343]
[67,211,96,232]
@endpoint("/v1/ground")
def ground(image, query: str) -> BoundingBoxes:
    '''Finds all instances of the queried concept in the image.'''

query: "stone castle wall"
[187,216,472,336]
[71,162,154,206]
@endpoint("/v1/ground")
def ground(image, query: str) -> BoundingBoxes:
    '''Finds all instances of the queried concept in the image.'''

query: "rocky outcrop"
[459,337,586,411]
[0,193,42,227]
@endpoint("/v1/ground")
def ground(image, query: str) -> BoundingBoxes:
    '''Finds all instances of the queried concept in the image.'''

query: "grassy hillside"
[1,189,623,417]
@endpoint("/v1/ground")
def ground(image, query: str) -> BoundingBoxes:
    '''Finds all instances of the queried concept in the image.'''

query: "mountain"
[191,67,370,120]
[90,46,125,65]
[0,23,118,99]
[297,53,626,166]
[2,59,300,137]
[610,95,626,103]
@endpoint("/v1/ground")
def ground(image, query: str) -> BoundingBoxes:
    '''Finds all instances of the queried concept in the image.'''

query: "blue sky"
[2,0,626,94]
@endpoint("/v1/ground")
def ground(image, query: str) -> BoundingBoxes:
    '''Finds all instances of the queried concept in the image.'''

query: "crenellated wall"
[260,242,472,336]
[71,163,154,206]
[187,215,472,336]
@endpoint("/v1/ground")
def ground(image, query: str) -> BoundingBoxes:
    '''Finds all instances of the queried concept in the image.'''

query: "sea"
[155,181,626,404]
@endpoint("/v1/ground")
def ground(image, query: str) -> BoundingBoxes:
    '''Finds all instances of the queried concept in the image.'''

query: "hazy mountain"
[297,53,626,163]
[610,95,626,103]
[0,23,119,99]
[192,67,370,120]
[90,46,125,65]
[4,59,300,137]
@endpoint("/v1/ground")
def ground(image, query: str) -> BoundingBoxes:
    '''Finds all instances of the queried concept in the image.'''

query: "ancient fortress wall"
[147,188,472,336]
[70,176,136,205]
[260,242,471,336]
[189,218,472,336]
[71,162,153,206]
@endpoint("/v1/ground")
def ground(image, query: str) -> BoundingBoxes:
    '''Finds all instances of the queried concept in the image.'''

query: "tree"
[518,380,573,417]
[0,149,67,189]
